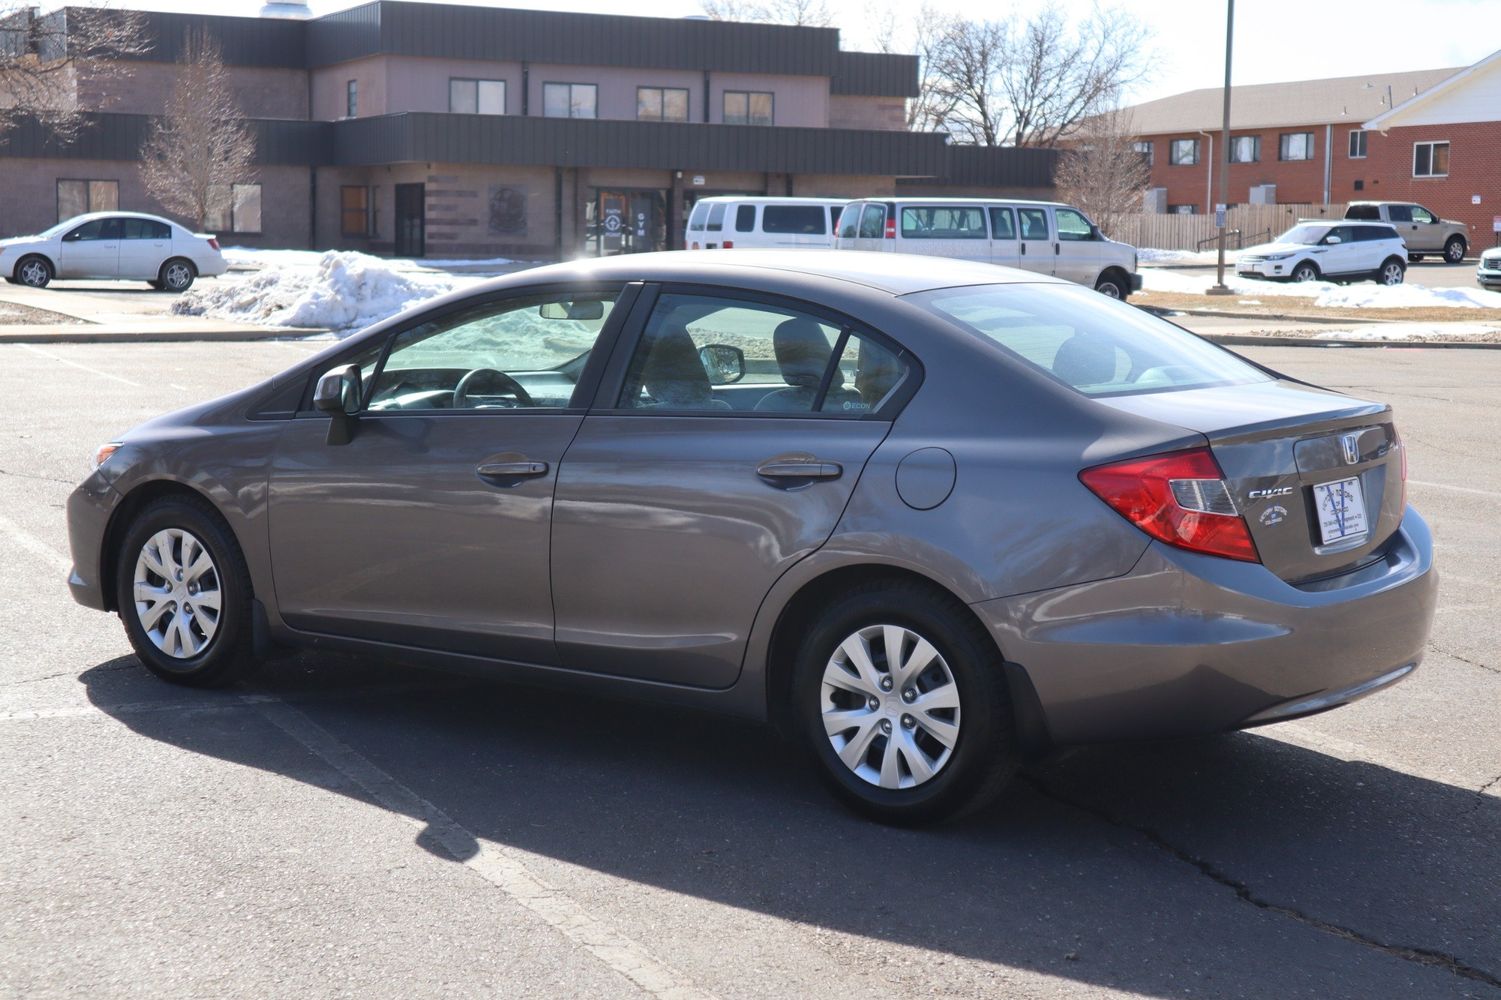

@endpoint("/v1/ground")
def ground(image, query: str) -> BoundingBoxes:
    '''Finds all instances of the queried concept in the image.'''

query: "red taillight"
[884,216,896,239]
[691,241,700,250]
[722,240,733,249]
[1079,447,1260,562]
[208,238,221,251]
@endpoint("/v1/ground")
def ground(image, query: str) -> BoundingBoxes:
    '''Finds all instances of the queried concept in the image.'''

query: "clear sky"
[59,0,1500,105]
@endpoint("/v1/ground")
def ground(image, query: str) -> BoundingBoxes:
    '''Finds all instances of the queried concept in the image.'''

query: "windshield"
[908,283,1271,398]
[1277,224,1332,245]
[40,218,83,238]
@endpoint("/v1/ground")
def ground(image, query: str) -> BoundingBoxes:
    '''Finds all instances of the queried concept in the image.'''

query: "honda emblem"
[1340,433,1360,465]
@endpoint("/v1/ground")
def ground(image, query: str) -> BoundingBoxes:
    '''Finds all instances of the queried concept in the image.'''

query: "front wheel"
[1444,236,1467,264]
[159,258,197,292]
[1094,272,1128,299]
[792,581,1018,825]
[115,495,257,687]
[1378,258,1406,286]
[16,255,52,288]
[1290,262,1320,283]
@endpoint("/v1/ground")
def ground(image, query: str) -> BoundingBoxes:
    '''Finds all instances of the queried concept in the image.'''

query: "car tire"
[1378,257,1406,286]
[114,495,257,688]
[1444,236,1467,264]
[1094,272,1129,299]
[158,258,197,293]
[147,279,164,291]
[791,580,1018,826]
[1408,254,1424,263]
[1290,261,1320,283]
[16,255,53,288]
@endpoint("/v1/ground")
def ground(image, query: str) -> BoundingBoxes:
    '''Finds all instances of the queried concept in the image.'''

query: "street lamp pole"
[1209,0,1235,294]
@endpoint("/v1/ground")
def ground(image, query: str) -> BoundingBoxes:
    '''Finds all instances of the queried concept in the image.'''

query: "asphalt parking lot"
[2,338,1498,999]
[1165,255,1493,290]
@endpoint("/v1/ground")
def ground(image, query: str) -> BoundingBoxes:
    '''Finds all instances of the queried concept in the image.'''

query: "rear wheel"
[158,258,196,292]
[115,496,257,687]
[1444,236,1467,264]
[1290,261,1320,283]
[1094,271,1129,299]
[792,581,1017,825]
[1378,257,1406,286]
[16,255,52,288]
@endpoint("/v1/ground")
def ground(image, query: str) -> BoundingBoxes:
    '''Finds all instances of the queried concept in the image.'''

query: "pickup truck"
[1344,202,1468,262]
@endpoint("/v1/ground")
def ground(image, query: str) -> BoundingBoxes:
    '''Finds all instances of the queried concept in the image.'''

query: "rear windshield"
[762,205,827,235]
[687,202,709,232]
[1344,204,1380,220]
[908,283,1271,398]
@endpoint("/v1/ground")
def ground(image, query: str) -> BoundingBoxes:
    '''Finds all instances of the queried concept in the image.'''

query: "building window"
[56,179,118,222]
[1413,141,1449,177]
[1228,135,1260,163]
[449,78,506,115]
[543,82,597,119]
[1168,204,1196,215]
[346,79,357,118]
[723,90,773,126]
[1279,132,1313,161]
[207,183,262,234]
[637,86,689,122]
[1131,140,1153,167]
[1348,129,1367,158]
[341,186,373,237]
[1168,139,1198,166]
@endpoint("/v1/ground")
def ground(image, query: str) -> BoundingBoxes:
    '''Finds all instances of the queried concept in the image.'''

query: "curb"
[0,325,329,344]
[1198,333,1501,350]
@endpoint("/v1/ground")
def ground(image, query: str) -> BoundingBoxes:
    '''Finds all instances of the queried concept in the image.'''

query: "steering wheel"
[453,368,535,409]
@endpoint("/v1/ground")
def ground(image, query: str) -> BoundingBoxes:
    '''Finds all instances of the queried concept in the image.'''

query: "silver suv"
[1345,202,1468,263]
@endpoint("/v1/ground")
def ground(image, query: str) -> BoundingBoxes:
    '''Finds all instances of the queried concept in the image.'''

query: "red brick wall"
[1337,121,1501,253]
[1141,125,1331,210]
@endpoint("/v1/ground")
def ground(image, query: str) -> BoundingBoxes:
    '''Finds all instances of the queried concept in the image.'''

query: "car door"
[1015,207,1054,275]
[265,284,633,664]
[850,202,888,251]
[1408,205,1444,252]
[1052,206,1108,285]
[988,206,1020,268]
[55,218,121,279]
[1384,204,1423,250]
[117,218,171,279]
[1318,225,1360,275]
[550,286,916,688]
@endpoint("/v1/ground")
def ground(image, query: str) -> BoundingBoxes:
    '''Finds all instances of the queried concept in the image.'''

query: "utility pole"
[1208,0,1235,294]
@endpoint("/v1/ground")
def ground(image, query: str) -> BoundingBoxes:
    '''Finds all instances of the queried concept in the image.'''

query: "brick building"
[0,3,1056,258]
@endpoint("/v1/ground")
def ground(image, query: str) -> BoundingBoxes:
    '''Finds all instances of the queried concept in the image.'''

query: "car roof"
[690,196,849,205]
[483,249,1066,297]
[1297,218,1393,227]
[61,211,181,226]
[846,197,1073,209]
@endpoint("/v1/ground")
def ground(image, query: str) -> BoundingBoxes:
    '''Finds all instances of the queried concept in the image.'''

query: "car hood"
[1241,241,1316,257]
[0,236,46,250]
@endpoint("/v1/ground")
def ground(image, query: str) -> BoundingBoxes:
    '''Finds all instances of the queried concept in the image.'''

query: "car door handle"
[1020,244,1027,255]
[756,460,842,481]
[476,460,548,479]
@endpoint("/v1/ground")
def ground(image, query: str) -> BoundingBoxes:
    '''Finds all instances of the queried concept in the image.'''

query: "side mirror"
[1324,235,1342,245]
[313,364,361,445]
[699,344,746,384]
[1089,224,1102,240]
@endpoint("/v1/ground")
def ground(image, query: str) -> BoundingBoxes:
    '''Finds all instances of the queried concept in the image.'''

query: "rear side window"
[762,205,826,235]
[858,204,886,239]
[909,283,1270,398]
[1017,208,1049,240]
[989,207,1016,239]
[687,202,709,232]
[901,206,986,239]
[735,205,756,232]
[1353,225,1396,242]
[122,218,170,239]
[1386,205,1413,223]
[1345,204,1379,221]
[706,202,726,232]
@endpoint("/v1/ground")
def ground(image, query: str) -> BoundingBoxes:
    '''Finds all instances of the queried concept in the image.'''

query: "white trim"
[1412,139,1450,178]
[1365,48,1501,130]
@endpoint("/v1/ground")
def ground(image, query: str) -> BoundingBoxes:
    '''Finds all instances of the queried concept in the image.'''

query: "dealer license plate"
[1312,476,1368,544]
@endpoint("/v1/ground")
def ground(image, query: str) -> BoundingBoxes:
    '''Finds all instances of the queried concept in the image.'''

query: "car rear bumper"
[972,506,1437,745]
[65,474,120,611]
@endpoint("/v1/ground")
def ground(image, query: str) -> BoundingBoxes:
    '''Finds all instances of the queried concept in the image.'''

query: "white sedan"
[0,211,227,292]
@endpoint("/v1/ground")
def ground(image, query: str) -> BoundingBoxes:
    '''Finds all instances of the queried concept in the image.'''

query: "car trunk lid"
[1097,380,1404,582]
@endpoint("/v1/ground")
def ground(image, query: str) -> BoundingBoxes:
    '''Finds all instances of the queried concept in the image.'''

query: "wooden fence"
[1107,204,1348,251]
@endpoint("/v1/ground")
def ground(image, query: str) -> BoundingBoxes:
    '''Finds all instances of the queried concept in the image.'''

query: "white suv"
[1237,221,1407,285]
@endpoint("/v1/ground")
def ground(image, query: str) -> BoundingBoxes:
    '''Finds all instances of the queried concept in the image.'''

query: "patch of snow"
[1141,269,1501,309]
[1311,323,1501,342]
[1138,248,1241,266]
[174,250,483,331]
[222,247,518,271]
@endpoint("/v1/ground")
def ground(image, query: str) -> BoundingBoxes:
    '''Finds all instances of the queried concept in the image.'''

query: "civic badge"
[1259,504,1288,527]
[1340,433,1361,465]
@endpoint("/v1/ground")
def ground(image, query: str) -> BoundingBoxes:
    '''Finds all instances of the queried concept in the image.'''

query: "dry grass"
[0,302,86,326]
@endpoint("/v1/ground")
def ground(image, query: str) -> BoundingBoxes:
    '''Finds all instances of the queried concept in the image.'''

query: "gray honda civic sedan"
[66,250,1437,824]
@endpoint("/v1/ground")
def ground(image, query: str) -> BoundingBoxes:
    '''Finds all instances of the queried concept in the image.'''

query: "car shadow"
[81,653,1501,998]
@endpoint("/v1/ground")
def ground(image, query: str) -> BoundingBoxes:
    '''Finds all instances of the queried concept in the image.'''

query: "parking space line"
[0,512,73,576]
[1409,479,1501,500]
[15,343,144,387]
[248,694,719,1000]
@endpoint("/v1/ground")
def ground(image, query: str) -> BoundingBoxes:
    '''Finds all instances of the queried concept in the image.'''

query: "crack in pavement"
[1024,776,1501,992]
[1475,774,1501,816]
[0,466,76,486]
[1430,645,1501,676]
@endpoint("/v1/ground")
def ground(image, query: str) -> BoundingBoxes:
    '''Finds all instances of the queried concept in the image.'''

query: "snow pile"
[1312,322,1501,343]
[174,250,482,330]
[1140,269,1501,309]
[1138,248,1241,266]
[223,247,517,271]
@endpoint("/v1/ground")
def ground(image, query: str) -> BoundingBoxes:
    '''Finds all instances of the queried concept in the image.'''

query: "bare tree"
[927,4,1151,146]
[1053,110,1151,237]
[700,0,834,26]
[0,4,148,141]
[139,30,256,232]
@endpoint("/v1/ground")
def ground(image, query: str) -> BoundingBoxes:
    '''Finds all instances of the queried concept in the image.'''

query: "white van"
[685,197,848,250]
[833,198,1142,299]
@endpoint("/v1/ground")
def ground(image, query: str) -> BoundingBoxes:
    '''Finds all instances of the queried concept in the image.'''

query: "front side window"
[1228,135,1260,163]
[637,86,689,122]
[1413,142,1449,177]
[369,291,619,412]
[1169,139,1198,165]
[543,82,597,119]
[1348,129,1367,158]
[912,283,1269,398]
[1411,205,1437,224]
[723,90,773,126]
[857,204,886,239]
[450,78,506,115]
[65,218,122,241]
[900,206,986,239]
[57,179,118,222]
[346,79,358,118]
[1054,207,1094,241]
[615,292,910,416]
[762,205,826,235]
[341,186,372,237]
[1279,132,1313,161]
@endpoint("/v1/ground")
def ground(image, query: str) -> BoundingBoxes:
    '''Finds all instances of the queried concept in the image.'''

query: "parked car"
[1478,247,1501,291]
[66,250,1435,825]
[1344,202,1468,263]
[1237,221,1408,285]
[685,197,847,250]
[0,211,226,291]
[834,198,1142,300]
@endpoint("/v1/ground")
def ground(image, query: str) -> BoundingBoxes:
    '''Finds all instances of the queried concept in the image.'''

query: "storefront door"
[395,183,425,258]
